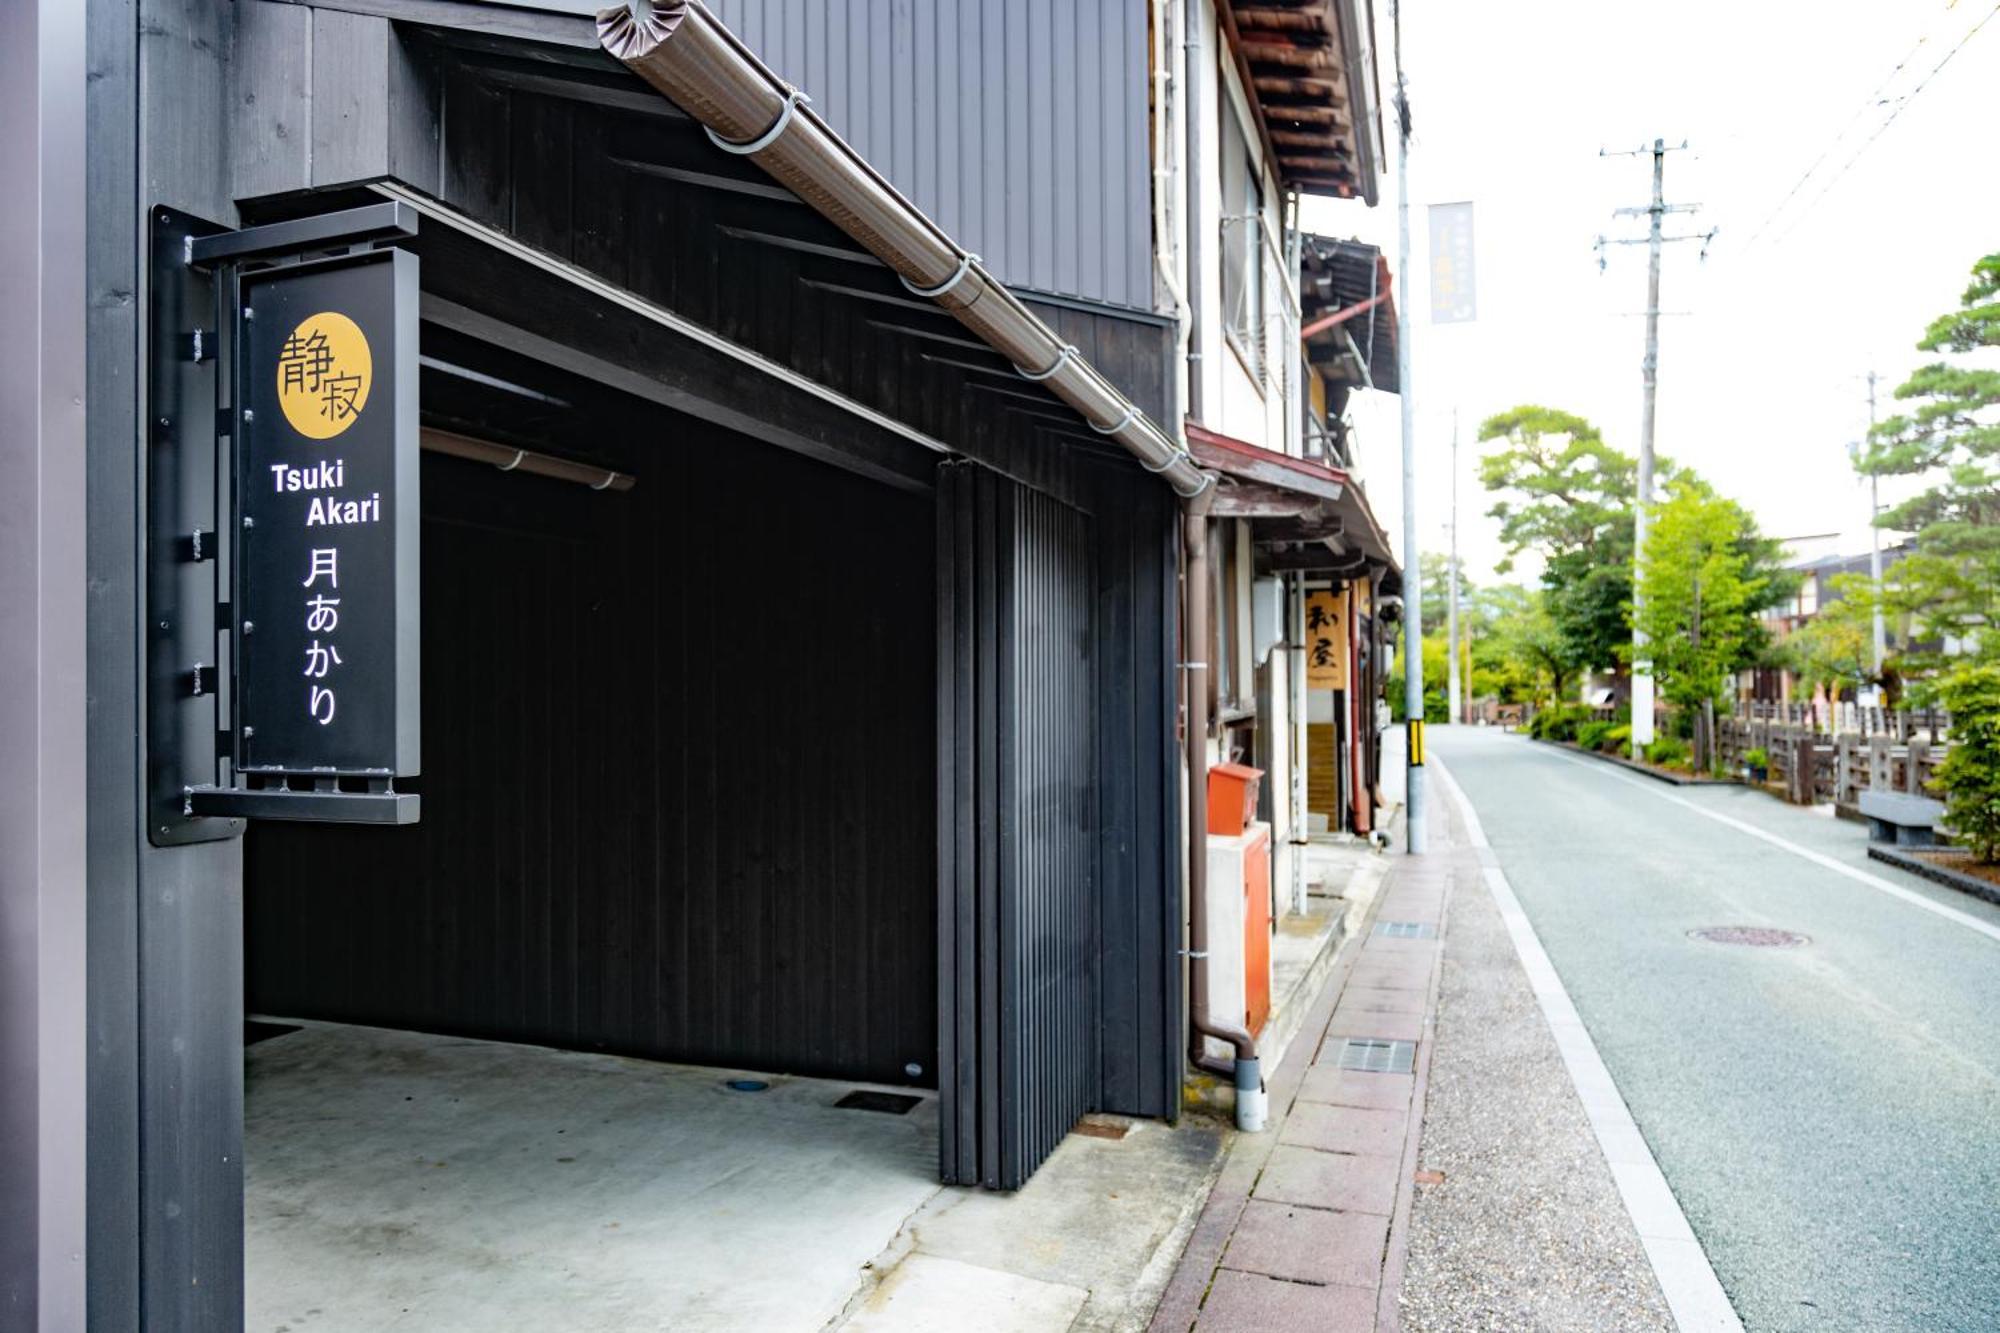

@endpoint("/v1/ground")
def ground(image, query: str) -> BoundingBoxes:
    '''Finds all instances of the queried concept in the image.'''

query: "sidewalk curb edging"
[1866,844,2000,908]
[1530,737,1732,787]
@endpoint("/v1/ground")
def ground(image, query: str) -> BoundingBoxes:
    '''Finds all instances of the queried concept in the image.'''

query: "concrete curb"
[1866,844,2000,908]
[1531,737,1734,787]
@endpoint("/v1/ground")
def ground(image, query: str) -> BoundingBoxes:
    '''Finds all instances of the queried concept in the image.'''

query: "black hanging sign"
[149,201,424,840]
[236,249,420,779]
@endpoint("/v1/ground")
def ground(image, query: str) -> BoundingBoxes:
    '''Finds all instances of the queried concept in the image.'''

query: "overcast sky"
[1300,0,2000,590]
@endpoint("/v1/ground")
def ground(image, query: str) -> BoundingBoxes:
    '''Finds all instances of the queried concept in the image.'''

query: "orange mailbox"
[1207,763,1263,837]
[1244,826,1271,1035]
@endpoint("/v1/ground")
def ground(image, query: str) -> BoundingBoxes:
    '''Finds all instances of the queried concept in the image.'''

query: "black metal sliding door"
[938,462,1098,1190]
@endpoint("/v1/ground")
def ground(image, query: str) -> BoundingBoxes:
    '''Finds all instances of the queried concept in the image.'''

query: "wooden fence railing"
[1719,711,1950,808]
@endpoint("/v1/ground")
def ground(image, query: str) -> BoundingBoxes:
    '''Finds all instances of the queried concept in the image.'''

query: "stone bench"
[1858,790,1946,847]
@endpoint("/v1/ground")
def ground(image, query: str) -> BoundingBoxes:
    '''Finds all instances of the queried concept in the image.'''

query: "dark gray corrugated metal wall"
[937,462,1101,1190]
[1002,482,1099,1184]
[708,0,1153,311]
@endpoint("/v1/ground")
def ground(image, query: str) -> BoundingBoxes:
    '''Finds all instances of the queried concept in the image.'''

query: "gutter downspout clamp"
[599,1,1209,499]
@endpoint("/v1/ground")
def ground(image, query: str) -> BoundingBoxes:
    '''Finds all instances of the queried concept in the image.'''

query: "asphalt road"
[1431,727,2000,1333]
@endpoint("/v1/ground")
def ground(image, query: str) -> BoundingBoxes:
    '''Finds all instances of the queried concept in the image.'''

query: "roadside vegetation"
[1456,250,2000,856]
[1442,405,1791,772]
[1842,251,2000,866]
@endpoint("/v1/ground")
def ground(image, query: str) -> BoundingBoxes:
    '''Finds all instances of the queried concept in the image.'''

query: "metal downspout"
[598,1,1209,500]
[1182,0,1205,422]
[1183,496,1265,1131]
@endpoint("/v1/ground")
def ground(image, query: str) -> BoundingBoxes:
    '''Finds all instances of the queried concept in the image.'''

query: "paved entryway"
[247,1020,1225,1332]
[246,1022,942,1331]
[1149,830,1446,1331]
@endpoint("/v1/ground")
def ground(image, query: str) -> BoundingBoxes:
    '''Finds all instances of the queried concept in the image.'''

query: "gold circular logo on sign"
[276,310,373,440]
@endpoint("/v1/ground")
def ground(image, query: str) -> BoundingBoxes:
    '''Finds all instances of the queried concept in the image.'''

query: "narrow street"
[1430,727,2000,1332]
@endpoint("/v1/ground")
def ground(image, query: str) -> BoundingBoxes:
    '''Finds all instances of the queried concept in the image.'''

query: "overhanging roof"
[1300,234,1397,395]
[1186,423,1399,578]
[1219,0,1385,204]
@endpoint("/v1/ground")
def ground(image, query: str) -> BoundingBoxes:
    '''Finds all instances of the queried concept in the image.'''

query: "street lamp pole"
[1866,371,1886,680]
[1447,409,1460,726]
[1392,0,1425,853]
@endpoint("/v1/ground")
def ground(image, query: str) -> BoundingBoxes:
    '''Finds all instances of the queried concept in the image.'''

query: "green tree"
[1483,585,1583,706]
[1856,252,2000,691]
[1386,632,1449,724]
[1477,406,1657,677]
[1636,479,1771,771]
[1788,576,1877,702]
[1933,663,2000,862]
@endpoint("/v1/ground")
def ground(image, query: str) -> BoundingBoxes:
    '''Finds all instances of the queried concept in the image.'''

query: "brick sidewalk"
[1150,828,1456,1332]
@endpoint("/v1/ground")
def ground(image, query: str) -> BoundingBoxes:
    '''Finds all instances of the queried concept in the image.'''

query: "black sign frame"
[146,201,422,841]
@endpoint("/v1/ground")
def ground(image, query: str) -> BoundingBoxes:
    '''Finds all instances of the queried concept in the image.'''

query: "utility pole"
[1866,371,1886,681]
[1393,0,1424,853]
[1446,410,1461,726]
[1598,140,1712,756]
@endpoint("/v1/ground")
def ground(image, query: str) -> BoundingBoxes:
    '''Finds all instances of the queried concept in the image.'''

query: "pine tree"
[1859,253,2000,686]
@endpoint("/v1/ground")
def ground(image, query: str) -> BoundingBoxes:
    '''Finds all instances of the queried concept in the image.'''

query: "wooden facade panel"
[247,434,939,1087]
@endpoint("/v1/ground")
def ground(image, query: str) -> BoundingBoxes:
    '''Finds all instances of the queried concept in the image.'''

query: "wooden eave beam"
[1255,74,1344,100]
[1210,483,1318,519]
[1232,7,1334,36]
[1254,513,1347,543]
[1239,40,1337,70]
[1258,545,1367,575]
[1265,102,1347,126]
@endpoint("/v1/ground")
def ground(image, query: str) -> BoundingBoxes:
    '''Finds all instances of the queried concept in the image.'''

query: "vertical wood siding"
[247,436,938,1087]
[710,0,1153,311]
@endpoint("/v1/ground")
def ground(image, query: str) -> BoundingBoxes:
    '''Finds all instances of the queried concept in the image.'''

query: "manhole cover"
[1687,926,1810,948]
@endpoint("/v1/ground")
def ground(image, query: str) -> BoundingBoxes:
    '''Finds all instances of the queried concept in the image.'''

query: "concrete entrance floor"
[247,1021,1225,1332]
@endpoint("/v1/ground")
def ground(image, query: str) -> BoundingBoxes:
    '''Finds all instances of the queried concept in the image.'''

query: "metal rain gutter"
[597,1,1212,500]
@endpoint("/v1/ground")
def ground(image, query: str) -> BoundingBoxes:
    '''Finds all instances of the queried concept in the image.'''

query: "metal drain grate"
[1374,921,1437,939]
[1335,1038,1417,1074]
[1687,926,1810,948]
[834,1090,922,1115]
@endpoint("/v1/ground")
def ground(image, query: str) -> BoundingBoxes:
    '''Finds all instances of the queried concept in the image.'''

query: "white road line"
[1433,757,1743,1333]
[1536,745,2000,947]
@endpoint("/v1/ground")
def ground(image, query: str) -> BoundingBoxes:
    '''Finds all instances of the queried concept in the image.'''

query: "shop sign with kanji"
[1305,590,1348,690]
[236,249,420,778]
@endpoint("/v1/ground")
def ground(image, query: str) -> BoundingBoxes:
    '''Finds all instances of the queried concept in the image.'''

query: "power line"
[1765,3,2000,246]
[1739,26,1935,249]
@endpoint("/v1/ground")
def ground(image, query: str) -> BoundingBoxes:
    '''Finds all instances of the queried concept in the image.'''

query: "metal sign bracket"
[146,202,420,845]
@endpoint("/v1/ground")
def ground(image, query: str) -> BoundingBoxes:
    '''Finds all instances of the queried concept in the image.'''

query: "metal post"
[1630,139,1665,754]
[1867,370,1886,679]
[1392,0,1424,853]
[1446,409,1461,726]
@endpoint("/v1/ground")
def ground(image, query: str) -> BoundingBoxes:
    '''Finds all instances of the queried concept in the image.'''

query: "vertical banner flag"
[1428,201,1477,323]
[1305,591,1348,690]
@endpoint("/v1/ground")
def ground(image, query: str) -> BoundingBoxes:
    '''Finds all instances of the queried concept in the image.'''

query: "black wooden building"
[4,1,1220,1325]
